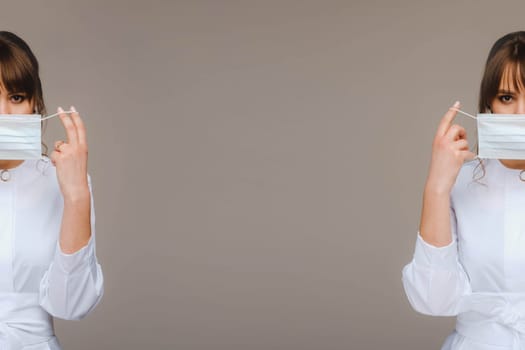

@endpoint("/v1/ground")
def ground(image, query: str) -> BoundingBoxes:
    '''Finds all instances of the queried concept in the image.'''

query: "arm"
[420,101,474,246]
[39,175,104,320]
[39,107,103,320]
[58,179,91,254]
[402,206,471,316]
[401,102,474,316]
[419,185,453,247]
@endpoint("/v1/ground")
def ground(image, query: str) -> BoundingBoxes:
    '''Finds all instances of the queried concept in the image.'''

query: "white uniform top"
[0,157,103,349]
[402,158,525,349]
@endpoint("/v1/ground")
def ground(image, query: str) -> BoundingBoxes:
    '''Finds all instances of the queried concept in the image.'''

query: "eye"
[9,94,26,104]
[498,94,513,103]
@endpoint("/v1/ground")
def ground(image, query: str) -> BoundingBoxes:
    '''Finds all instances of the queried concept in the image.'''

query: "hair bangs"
[499,59,525,93]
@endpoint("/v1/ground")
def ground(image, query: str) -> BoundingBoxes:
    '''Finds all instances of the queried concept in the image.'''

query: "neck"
[0,160,24,170]
[499,159,525,170]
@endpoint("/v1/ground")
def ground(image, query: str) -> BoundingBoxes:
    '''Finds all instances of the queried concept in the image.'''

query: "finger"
[461,150,477,161]
[50,150,58,166]
[54,140,65,152]
[446,124,467,141]
[437,101,461,137]
[69,106,87,147]
[454,139,469,150]
[58,107,78,145]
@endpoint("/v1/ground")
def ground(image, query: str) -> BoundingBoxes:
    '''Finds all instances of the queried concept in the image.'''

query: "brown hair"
[473,31,525,182]
[479,31,525,113]
[0,31,48,155]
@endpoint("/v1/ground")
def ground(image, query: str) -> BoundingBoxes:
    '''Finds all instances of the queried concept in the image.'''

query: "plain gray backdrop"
[6,0,525,349]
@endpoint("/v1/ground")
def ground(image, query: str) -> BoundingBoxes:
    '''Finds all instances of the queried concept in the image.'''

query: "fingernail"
[453,101,460,108]
[70,106,76,112]
[57,106,64,113]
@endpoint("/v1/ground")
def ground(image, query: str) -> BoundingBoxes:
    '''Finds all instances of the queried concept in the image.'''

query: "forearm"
[59,188,91,254]
[419,184,452,247]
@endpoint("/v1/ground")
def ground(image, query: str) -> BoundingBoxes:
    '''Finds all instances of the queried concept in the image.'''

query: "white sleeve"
[38,175,104,320]
[401,207,471,316]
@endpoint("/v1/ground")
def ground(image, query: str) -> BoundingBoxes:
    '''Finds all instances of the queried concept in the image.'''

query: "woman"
[402,31,525,349]
[0,32,103,348]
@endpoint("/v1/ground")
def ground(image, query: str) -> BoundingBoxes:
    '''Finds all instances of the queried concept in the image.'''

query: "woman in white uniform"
[0,32,103,349]
[402,31,525,349]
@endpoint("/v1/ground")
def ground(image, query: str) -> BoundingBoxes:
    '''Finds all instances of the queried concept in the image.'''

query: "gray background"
[4,0,523,349]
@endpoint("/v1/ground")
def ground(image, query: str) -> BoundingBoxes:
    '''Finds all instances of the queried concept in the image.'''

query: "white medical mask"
[0,111,72,160]
[456,109,525,159]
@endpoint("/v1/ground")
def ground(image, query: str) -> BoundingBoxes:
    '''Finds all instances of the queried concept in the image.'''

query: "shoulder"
[28,156,57,179]
[16,156,59,190]
[451,158,494,202]
[19,156,93,189]
[451,158,483,191]
[453,158,478,180]
[25,156,93,189]
[457,158,484,179]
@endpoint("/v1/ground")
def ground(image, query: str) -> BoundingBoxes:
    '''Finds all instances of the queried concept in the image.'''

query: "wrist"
[424,174,453,195]
[423,181,451,197]
[63,187,91,204]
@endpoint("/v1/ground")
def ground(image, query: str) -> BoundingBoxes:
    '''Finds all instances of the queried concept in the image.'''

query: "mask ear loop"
[451,108,477,119]
[40,110,74,121]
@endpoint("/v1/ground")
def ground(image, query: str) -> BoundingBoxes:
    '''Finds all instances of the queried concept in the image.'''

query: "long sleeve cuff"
[413,231,458,270]
[54,235,95,275]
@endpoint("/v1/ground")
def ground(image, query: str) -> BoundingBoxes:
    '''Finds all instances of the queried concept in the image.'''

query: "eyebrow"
[497,89,517,94]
